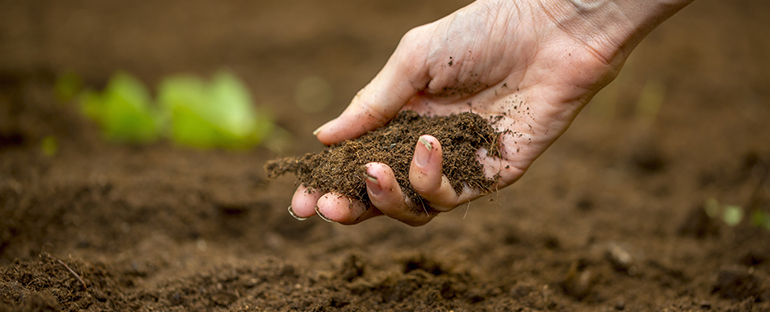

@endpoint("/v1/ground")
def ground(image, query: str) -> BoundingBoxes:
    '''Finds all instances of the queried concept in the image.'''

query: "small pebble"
[606,243,634,272]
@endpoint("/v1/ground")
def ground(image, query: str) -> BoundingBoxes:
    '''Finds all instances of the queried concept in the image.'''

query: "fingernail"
[315,206,334,222]
[415,136,433,167]
[364,169,382,196]
[312,119,335,136]
[288,206,307,221]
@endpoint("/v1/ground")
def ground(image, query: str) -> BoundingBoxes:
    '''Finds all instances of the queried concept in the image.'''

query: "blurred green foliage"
[58,70,274,149]
[722,205,744,227]
[159,71,272,149]
[704,197,770,230]
[79,72,161,143]
[705,197,745,227]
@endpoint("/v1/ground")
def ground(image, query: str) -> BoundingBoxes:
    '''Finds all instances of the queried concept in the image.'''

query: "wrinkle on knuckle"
[412,180,441,196]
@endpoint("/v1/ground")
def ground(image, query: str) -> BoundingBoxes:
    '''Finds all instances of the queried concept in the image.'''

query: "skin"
[290,0,695,225]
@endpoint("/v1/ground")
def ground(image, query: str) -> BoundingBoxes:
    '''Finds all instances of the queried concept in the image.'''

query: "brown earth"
[265,110,500,213]
[2,0,770,311]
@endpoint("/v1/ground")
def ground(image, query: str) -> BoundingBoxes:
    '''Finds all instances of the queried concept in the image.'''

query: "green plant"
[79,72,161,143]
[158,71,273,149]
[66,70,275,149]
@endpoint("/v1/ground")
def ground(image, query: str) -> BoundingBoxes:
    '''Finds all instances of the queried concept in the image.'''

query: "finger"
[314,27,432,145]
[290,185,323,219]
[315,193,383,225]
[409,135,479,211]
[364,162,436,226]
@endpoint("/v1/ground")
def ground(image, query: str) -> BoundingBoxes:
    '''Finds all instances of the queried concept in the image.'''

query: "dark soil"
[265,110,500,211]
[2,0,770,311]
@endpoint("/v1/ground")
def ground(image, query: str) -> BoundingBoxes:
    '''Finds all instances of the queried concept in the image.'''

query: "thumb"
[314,28,431,145]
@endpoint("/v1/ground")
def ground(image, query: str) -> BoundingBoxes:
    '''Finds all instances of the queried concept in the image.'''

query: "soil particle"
[712,267,770,302]
[0,254,119,312]
[15,292,61,312]
[605,243,635,273]
[2,1,770,311]
[629,140,667,174]
[265,110,501,213]
[402,254,446,276]
[338,254,366,282]
[740,250,767,267]
[561,259,595,300]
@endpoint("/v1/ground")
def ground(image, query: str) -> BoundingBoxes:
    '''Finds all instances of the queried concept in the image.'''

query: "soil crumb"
[265,110,501,212]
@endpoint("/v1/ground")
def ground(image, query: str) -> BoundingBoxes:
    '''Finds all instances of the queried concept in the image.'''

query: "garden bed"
[1,0,769,310]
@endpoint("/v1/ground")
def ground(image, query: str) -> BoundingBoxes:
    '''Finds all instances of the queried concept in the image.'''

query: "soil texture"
[1,0,770,311]
[265,110,500,211]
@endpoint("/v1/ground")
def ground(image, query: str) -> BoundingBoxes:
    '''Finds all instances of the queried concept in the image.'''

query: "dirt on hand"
[1,0,770,311]
[265,110,501,212]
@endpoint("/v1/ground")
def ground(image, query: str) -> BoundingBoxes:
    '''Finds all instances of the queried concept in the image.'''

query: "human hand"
[289,0,692,225]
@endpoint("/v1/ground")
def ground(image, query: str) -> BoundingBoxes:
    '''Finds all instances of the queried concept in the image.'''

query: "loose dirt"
[265,110,500,212]
[2,0,770,311]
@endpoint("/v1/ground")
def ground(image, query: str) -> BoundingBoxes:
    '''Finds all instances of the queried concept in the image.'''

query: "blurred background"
[1,0,769,310]
[1,0,768,149]
[1,0,478,150]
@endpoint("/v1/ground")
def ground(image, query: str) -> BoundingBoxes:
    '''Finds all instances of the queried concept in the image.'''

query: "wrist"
[538,0,694,63]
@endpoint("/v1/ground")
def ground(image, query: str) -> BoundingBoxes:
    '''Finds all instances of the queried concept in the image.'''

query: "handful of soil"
[265,110,501,212]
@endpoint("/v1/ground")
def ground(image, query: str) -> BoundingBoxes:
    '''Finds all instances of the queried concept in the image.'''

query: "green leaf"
[209,71,257,137]
[158,70,272,149]
[101,72,161,143]
[158,75,209,147]
[78,72,160,143]
[74,69,270,149]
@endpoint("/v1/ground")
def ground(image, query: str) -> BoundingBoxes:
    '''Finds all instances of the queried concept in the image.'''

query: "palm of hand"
[292,0,620,225]
[404,0,619,183]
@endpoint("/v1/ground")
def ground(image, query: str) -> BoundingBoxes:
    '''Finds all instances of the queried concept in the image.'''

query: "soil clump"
[2,0,770,311]
[265,110,501,211]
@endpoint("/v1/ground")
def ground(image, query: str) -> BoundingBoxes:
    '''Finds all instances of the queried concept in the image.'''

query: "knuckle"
[412,181,441,195]
[401,26,425,43]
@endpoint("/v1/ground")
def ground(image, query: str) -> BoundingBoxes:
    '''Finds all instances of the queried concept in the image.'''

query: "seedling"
[79,72,161,143]
[158,70,273,149]
[68,70,274,149]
